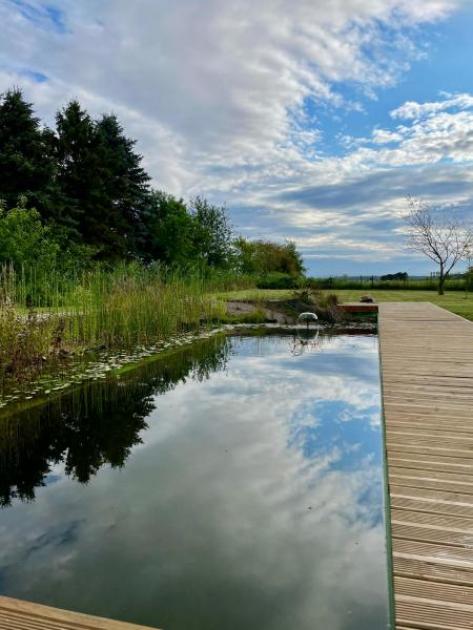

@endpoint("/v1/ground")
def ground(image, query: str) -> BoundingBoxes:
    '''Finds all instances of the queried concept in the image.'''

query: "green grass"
[214,288,294,301]
[333,290,473,320]
[217,288,473,321]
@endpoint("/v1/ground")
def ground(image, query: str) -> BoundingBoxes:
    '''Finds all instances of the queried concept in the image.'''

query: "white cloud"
[372,128,404,144]
[0,0,458,189]
[391,92,473,120]
[0,0,468,273]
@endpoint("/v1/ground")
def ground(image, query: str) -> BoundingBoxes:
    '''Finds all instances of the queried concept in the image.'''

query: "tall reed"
[0,263,235,389]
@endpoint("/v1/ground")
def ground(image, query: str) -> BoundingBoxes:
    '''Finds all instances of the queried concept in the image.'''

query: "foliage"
[256,272,302,289]
[234,237,305,276]
[0,205,59,273]
[55,103,150,257]
[380,272,408,281]
[466,266,473,292]
[142,191,195,265]
[0,88,305,279]
[190,197,233,268]
[0,89,57,216]
[143,193,236,269]
[0,301,56,388]
[94,113,150,257]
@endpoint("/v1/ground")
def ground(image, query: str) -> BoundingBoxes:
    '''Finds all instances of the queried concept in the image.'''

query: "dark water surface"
[0,333,390,630]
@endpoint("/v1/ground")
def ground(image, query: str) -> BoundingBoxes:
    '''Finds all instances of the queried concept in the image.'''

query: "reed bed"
[0,263,236,389]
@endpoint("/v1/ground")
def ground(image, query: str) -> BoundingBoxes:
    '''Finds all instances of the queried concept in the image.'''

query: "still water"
[0,333,390,630]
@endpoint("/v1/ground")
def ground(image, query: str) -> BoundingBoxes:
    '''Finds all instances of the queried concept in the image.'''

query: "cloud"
[0,0,468,273]
[4,0,66,33]
[279,164,473,211]
[391,92,473,120]
[0,0,457,182]
[372,128,404,144]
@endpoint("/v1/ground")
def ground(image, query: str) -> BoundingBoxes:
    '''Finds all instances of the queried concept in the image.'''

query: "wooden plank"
[395,576,473,607]
[0,597,160,630]
[379,302,473,630]
[392,497,473,520]
[396,598,473,629]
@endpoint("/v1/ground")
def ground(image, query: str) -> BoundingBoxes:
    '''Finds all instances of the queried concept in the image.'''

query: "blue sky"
[1,0,473,275]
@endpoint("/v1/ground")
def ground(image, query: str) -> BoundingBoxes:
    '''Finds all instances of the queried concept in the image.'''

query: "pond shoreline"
[0,321,376,419]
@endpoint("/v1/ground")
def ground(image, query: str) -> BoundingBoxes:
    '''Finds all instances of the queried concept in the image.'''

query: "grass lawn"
[216,288,473,321]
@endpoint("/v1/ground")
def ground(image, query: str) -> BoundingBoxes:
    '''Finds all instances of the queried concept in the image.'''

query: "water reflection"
[0,336,230,506]
[0,333,389,630]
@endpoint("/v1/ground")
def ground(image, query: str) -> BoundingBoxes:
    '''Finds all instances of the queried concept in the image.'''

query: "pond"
[0,332,390,630]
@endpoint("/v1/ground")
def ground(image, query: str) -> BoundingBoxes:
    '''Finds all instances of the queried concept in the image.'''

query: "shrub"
[0,205,59,274]
[234,238,305,276]
[256,272,302,289]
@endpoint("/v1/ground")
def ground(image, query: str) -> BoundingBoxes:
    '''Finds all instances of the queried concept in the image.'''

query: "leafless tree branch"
[406,196,473,295]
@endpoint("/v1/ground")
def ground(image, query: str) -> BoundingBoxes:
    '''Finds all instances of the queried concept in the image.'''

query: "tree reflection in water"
[0,336,230,507]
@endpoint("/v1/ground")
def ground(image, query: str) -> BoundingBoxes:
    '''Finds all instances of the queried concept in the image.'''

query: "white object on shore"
[298,312,318,329]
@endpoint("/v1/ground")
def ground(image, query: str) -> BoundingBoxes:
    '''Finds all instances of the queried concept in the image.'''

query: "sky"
[1,0,473,275]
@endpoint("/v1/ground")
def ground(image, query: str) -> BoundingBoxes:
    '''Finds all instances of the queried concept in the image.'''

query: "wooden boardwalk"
[379,302,473,630]
[0,596,160,630]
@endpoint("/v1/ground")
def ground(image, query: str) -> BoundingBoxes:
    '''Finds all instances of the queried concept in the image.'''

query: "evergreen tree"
[55,100,100,241]
[95,114,150,257]
[0,89,56,215]
[56,104,151,258]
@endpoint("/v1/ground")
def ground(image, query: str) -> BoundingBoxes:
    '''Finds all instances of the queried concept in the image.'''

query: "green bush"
[0,205,59,273]
[234,238,305,276]
[256,272,302,289]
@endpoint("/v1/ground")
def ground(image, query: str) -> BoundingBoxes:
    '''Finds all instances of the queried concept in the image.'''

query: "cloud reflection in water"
[0,333,389,630]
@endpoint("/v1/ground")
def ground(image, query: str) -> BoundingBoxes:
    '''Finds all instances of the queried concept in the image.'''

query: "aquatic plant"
[0,263,236,392]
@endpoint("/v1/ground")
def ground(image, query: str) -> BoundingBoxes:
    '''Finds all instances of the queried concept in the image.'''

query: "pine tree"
[55,101,97,240]
[95,114,150,258]
[0,89,56,216]
[56,104,151,258]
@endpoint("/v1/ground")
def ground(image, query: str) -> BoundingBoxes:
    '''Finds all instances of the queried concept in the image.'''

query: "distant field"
[217,288,473,321]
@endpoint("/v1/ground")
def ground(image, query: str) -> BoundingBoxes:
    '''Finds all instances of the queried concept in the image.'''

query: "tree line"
[0,89,304,279]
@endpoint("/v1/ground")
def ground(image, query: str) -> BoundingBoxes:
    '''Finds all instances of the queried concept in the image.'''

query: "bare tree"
[406,197,473,295]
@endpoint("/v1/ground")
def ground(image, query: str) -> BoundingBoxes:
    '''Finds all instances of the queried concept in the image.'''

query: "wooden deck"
[0,596,160,630]
[379,302,473,630]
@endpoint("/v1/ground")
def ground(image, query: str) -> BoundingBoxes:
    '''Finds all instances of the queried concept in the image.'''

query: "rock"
[360,295,375,303]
